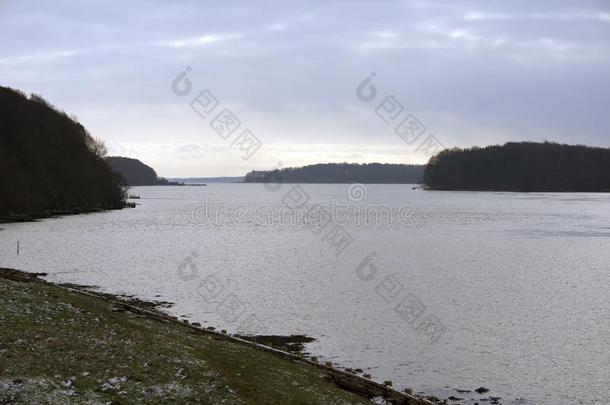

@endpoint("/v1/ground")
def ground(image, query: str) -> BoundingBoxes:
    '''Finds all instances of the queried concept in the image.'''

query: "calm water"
[1,184,609,404]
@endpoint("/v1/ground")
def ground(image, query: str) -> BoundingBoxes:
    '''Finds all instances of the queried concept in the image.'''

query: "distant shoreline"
[423,187,610,193]
[424,141,610,192]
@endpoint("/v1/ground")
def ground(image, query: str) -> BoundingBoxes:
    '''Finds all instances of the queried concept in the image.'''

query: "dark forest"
[424,142,610,192]
[244,163,425,184]
[0,87,126,219]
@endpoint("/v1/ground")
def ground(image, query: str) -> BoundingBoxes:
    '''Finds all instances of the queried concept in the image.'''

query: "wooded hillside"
[0,86,126,219]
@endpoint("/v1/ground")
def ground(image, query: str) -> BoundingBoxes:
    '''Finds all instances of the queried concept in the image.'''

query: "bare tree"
[84,132,108,158]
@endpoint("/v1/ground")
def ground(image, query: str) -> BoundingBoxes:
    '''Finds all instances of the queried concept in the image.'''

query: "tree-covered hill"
[424,141,610,192]
[0,86,126,219]
[244,163,424,184]
[105,156,182,186]
[105,156,159,186]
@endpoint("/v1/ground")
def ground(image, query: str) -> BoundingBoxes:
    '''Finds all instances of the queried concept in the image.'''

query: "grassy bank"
[0,269,429,404]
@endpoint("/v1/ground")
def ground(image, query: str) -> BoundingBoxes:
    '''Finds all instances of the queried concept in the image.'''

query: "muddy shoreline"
[0,267,511,404]
[0,267,436,404]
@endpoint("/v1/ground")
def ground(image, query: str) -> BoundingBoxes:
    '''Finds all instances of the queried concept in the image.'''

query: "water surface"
[1,184,609,404]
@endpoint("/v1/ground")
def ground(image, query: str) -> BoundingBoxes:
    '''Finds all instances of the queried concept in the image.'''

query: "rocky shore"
[0,267,433,404]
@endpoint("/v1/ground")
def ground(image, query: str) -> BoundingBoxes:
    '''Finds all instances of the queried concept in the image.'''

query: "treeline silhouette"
[105,156,181,186]
[424,141,610,191]
[0,86,126,220]
[244,163,424,183]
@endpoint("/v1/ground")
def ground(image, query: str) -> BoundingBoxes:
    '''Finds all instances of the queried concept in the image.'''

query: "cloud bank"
[1,0,609,176]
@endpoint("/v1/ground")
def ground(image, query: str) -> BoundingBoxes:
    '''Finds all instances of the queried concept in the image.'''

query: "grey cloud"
[1,0,608,175]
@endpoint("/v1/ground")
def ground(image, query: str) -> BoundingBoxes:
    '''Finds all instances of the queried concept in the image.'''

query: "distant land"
[244,163,425,184]
[0,87,126,220]
[105,157,183,187]
[168,176,244,184]
[424,141,610,192]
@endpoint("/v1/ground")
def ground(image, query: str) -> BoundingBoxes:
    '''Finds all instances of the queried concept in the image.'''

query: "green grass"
[0,277,371,404]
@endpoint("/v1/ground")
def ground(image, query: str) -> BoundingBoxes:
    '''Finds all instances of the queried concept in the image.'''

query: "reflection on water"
[1,184,609,404]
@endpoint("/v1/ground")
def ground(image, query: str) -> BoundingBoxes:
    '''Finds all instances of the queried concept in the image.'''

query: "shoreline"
[0,267,435,404]
[0,205,133,225]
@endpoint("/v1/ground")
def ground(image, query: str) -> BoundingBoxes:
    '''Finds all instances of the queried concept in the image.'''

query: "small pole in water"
[17,240,20,255]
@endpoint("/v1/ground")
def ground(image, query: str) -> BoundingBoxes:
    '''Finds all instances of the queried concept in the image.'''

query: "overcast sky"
[2,1,609,176]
